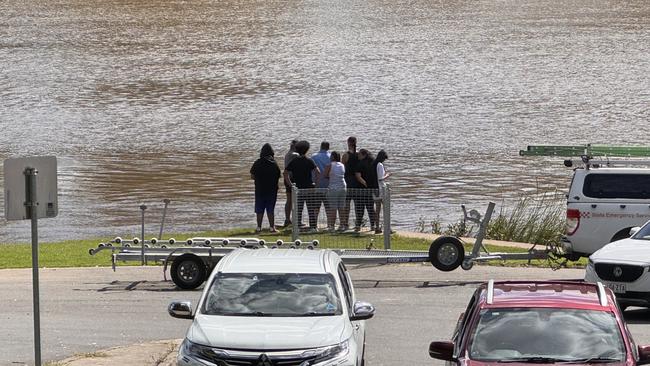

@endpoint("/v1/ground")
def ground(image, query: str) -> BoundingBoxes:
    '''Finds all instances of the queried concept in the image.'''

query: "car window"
[633,223,650,240]
[468,308,625,362]
[583,174,650,199]
[202,273,342,316]
[337,264,353,312]
[454,290,478,356]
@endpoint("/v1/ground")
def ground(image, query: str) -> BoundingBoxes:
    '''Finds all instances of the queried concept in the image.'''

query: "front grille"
[198,352,319,366]
[594,263,645,282]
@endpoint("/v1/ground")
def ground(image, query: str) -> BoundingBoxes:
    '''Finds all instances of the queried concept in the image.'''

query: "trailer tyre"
[171,254,207,290]
[429,236,464,272]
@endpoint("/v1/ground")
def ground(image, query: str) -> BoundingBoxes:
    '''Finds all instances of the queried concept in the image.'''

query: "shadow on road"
[82,280,204,292]
[354,279,485,289]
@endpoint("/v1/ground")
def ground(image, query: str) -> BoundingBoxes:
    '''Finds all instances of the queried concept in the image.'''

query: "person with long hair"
[372,150,391,233]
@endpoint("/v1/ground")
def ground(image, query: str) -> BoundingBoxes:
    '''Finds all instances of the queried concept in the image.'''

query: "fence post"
[291,184,299,242]
[383,184,391,249]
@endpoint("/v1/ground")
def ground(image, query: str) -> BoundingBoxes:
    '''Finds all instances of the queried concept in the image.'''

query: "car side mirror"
[168,301,194,319]
[630,227,641,237]
[350,301,375,321]
[429,341,455,361]
[638,345,650,365]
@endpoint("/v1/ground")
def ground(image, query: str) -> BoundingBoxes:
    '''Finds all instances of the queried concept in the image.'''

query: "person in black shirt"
[340,136,359,231]
[353,149,376,231]
[250,143,281,233]
[283,140,321,231]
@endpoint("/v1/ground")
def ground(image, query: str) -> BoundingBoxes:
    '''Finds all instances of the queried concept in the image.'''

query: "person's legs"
[354,193,364,230]
[267,193,277,231]
[374,200,382,233]
[256,213,263,231]
[340,189,353,230]
[296,190,306,227]
[326,191,336,230]
[365,191,375,229]
[284,185,292,226]
[254,194,264,231]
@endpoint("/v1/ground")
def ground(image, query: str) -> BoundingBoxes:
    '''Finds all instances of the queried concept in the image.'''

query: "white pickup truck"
[562,166,650,260]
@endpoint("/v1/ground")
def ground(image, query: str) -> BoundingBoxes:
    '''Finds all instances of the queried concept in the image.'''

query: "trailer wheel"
[170,254,207,290]
[429,236,464,272]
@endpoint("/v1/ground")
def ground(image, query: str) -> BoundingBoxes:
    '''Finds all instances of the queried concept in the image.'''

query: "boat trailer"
[89,202,551,290]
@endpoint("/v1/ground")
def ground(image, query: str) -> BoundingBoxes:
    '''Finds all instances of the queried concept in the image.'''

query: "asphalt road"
[3,264,650,366]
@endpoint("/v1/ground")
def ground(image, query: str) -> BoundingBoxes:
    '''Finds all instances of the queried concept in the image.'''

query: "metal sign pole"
[140,204,147,265]
[24,167,42,366]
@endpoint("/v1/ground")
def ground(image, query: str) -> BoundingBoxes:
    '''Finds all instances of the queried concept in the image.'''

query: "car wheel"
[429,236,464,272]
[171,254,207,290]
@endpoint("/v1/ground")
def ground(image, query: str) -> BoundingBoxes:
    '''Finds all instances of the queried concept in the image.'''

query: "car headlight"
[179,338,226,365]
[300,339,350,365]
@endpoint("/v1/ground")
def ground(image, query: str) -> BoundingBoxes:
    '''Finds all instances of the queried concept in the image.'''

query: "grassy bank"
[0,227,584,270]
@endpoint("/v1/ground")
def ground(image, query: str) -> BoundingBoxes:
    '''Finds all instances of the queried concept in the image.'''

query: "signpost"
[4,156,58,366]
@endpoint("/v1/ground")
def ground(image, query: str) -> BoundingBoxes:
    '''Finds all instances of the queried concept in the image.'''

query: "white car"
[169,248,375,366]
[585,223,650,310]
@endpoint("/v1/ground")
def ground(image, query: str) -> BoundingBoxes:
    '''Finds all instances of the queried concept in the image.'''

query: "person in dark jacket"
[354,149,376,231]
[250,143,281,233]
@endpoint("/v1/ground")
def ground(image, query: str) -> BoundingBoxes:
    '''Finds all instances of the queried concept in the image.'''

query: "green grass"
[0,227,584,270]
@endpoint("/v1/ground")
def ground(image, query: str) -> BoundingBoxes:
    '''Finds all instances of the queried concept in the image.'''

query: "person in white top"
[373,150,391,234]
[324,151,347,231]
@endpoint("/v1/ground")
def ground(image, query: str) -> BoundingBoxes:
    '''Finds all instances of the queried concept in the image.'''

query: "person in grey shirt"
[323,151,347,231]
[311,141,331,223]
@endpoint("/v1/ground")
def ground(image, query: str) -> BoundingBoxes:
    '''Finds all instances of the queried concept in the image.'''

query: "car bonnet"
[187,313,351,350]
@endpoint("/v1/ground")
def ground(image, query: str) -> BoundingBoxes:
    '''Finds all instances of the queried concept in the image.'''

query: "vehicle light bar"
[596,282,608,306]
[487,279,494,304]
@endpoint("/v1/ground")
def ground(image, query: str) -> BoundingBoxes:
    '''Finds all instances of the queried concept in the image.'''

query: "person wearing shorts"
[250,143,281,232]
[323,151,347,231]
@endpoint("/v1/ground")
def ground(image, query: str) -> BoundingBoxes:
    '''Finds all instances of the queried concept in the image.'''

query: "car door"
[338,262,364,363]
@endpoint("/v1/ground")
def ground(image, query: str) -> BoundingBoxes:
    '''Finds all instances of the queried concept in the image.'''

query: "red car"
[430,281,650,365]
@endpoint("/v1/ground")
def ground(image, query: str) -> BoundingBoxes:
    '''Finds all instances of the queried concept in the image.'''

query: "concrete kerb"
[51,339,181,366]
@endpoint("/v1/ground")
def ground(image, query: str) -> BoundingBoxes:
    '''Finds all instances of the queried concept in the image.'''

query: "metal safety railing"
[290,184,392,249]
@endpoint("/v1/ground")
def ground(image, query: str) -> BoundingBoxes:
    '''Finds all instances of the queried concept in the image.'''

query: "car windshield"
[632,224,650,240]
[468,308,626,362]
[202,273,342,317]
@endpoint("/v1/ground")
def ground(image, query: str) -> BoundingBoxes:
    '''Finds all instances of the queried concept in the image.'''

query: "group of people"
[250,136,391,234]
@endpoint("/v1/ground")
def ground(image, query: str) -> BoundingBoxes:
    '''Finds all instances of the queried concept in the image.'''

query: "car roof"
[217,248,336,274]
[479,281,616,311]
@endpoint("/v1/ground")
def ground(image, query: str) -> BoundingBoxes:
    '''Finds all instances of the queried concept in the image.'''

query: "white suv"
[169,248,375,366]
[562,166,650,259]
[585,222,650,310]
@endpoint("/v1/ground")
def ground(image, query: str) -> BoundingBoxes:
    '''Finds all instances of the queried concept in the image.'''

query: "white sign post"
[4,156,58,366]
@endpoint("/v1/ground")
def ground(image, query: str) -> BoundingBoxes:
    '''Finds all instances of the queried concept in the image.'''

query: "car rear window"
[583,174,650,199]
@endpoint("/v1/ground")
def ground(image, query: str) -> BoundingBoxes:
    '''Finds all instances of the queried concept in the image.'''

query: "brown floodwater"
[0,0,648,243]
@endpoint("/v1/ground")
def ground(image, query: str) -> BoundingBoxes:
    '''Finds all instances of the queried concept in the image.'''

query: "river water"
[0,0,648,243]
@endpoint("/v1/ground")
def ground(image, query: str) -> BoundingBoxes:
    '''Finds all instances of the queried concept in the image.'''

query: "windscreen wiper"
[499,357,577,363]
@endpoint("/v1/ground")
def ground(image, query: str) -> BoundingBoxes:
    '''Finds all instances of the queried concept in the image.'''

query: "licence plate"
[605,282,626,294]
